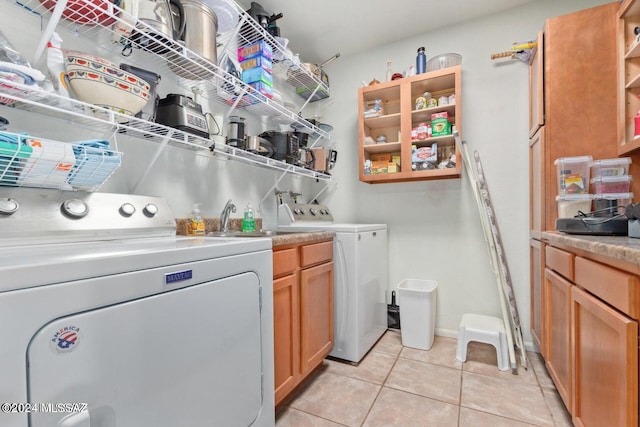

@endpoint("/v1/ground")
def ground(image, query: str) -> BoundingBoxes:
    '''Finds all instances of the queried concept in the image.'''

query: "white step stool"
[456,313,510,371]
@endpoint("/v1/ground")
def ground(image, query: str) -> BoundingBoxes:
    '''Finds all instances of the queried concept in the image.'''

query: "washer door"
[27,272,264,427]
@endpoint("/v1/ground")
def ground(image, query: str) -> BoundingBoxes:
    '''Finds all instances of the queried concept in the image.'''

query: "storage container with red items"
[591,175,632,194]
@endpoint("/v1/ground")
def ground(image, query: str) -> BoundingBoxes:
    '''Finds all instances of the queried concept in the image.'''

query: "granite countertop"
[269,231,335,247]
[175,217,334,247]
[542,231,640,267]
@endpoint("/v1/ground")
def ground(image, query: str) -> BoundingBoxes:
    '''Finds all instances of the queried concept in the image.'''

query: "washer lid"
[0,236,271,292]
[279,223,387,233]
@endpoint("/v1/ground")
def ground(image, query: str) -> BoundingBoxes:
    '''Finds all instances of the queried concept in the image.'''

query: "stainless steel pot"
[300,53,340,86]
[131,0,185,54]
[168,0,218,78]
[244,135,273,157]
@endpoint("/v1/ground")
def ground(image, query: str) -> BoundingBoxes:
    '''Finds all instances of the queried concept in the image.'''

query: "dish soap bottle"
[242,203,256,232]
[187,204,205,236]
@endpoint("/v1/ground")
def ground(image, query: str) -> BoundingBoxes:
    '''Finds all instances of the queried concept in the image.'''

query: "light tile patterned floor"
[276,330,574,427]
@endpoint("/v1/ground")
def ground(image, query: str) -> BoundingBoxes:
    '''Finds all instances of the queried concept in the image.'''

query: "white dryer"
[278,202,388,363]
[0,188,274,427]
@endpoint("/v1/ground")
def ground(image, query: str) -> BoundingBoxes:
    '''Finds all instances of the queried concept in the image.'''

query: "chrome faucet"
[220,199,236,233]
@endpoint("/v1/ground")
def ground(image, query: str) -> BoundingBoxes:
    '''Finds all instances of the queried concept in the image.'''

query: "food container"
[426,53,462,72]
[592,193,634,217]
[591,175,632,194]
[556,194,593,218]
[591,157,631,178]
[555,155,592,195]
[431,112,451,136]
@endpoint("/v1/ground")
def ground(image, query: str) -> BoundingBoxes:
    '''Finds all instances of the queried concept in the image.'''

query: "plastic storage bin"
[555,155,592,195]
[556,194,593,218]
[591,157,631,178]
[592,193,634,217]
[591,175,632,194]
[398,279,438,350]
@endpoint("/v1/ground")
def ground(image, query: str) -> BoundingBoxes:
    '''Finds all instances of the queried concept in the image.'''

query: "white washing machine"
[0,188,274,427]
[277,202,388,363]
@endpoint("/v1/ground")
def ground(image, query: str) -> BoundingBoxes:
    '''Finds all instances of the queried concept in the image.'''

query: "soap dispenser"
[187,204,205,236]
[242,203,256,232]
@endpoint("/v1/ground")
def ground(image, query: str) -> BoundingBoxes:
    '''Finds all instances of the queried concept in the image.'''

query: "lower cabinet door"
[273,273,299,405]
[544,268,572,410]
[571,286,638,427]
[299,262,334,377]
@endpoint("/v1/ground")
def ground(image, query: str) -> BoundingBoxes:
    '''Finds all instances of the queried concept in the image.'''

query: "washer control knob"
[61,199,89,219]
[143,203,159,217]
[309,208,317,216]
[0,198,19,215]
[324,208,331,215]
[120,203,136,217]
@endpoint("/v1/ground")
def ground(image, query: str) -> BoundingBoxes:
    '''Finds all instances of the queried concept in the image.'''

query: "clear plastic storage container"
[591,175,632,194]
[592,193,634,217]
[556,194,593,218]
[591,157,631,178]
[555,156,593,195]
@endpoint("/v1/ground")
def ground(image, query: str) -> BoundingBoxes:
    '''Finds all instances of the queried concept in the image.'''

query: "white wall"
[322,0,611,346]
[0,0,611,348]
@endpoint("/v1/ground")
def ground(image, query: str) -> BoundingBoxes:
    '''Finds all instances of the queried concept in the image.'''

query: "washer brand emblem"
[50,326,81,354]
[165,269,193,285]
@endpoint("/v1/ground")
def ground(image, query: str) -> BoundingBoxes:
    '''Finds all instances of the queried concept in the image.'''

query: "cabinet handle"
[373,231,377,237]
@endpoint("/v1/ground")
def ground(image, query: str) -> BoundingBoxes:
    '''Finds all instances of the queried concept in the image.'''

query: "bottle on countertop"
[242,203,256,232]
[187,203,205,236]
[416,47,426,74]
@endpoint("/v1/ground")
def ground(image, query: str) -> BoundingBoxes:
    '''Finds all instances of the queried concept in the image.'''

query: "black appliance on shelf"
[155,94,209,138]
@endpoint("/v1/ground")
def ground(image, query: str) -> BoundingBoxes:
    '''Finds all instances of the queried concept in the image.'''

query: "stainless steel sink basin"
[206,230,299,238]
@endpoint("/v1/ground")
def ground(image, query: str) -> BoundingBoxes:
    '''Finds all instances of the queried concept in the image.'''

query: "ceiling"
[236,0,540,64]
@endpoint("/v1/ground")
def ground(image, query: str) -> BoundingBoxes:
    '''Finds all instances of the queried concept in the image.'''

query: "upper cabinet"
[357,66,461,184]
[619,0,640,154]
[0,0,333,182]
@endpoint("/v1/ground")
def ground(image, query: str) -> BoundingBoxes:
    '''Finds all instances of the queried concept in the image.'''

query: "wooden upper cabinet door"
[530,126,545,237]
[529,31,544,138]
[571,286,638,427]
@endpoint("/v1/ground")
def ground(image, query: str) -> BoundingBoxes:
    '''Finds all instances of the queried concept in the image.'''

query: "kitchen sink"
[206,230,299,238]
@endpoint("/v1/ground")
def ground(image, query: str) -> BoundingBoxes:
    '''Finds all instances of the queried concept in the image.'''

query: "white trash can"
[398,279,438,350]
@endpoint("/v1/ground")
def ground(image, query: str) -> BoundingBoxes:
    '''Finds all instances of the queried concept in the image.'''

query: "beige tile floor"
[276,330,574,427]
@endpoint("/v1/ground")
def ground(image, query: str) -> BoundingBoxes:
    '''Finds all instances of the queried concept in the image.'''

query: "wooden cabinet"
[529,239,545,353]
[571,286,638,427]
[272,239,334,406]
[541,241,639,426]
[357,67,461,183]
[529,3,619,233]
[618,0,640,155]
[543,266,572,409]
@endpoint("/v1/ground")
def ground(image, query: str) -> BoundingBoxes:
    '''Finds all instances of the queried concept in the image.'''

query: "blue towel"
[67,139,121,189]
[0,131,32,185]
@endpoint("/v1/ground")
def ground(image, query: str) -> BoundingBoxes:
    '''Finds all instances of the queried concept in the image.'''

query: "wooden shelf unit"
[358,67,462,183]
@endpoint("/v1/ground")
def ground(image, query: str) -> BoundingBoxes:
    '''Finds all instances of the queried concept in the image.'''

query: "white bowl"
[65,54,150,92]
[66,68,149,116]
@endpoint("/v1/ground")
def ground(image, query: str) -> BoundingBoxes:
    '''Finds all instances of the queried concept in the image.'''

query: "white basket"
[0,131,122,191]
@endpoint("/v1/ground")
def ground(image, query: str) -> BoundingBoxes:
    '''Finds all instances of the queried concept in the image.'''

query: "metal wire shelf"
[0,79,332,182]
[5,0,331,138]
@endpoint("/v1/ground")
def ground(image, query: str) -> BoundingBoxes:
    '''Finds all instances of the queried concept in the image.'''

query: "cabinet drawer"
[545,246,574,281]
[273,248,298,278]
[575,257,640,319]
[300,241,333,268]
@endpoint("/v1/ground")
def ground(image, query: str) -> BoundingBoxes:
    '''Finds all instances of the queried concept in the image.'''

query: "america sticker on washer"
[50,325,81,354]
